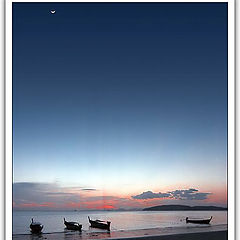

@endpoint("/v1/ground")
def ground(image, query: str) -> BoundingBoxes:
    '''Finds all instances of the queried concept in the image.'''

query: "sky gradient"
[13,3,227,210]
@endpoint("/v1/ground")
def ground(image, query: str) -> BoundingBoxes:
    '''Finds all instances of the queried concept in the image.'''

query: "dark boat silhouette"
[88,216,111,231]
[186,216,212,224]
[64,218,82,231]
[30,218,43,233]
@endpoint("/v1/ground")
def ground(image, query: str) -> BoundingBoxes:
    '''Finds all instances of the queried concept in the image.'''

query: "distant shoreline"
[142,205,227,211]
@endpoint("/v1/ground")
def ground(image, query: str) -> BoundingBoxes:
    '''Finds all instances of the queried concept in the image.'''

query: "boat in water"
[186,216,213,224]
[64,218,82,231]
[88,216,111,231]
[30,218,43,233]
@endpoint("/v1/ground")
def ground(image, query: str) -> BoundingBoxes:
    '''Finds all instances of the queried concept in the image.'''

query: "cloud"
[81,188,97,191]
[168,189,211,200]
[13,182,127,210]
[13,182,98,209]
[132,189,211,200]
[87,196,125,201]
[45,192,75,196]
[132,191,170,199]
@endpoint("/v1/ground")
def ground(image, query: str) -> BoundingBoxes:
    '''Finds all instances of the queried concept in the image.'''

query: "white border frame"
[5,1,235,239]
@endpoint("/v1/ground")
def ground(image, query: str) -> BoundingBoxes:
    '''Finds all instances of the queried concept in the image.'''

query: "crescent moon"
[51,10,56,14]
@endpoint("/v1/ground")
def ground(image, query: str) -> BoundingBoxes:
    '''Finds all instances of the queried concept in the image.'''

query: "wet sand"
[12,224,227,240]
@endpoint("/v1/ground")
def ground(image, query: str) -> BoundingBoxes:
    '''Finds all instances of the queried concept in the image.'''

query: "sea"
[13,210,227,235]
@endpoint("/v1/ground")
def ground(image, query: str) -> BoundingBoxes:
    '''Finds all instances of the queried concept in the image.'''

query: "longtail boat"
[88,216,111,231]
[30,218,43,233]
[64,218,82,231]
[186,216,212,224]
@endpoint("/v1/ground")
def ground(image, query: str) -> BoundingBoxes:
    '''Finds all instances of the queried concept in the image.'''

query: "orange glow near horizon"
[13,185,227,210]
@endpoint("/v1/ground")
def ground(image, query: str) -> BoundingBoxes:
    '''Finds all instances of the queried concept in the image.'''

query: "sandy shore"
[12,224,227,240]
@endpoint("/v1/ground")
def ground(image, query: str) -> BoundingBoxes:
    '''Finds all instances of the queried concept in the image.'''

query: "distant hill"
[143,205,227,211]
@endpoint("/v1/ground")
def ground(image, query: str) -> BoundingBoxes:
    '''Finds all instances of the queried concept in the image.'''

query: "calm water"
[13,210,227,235]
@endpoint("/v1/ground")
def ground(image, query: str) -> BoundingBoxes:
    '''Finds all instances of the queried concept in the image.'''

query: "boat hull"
[30,224,43,233]
[64,223,82,231]
[88,218,110,231]
[186,217,212,224]
[64,218,82,231]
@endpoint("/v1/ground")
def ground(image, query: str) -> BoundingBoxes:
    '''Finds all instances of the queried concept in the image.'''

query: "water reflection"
[85,231,111,239]
[63,230,82,240]
[30,233,43,240]
[62,230,111,240]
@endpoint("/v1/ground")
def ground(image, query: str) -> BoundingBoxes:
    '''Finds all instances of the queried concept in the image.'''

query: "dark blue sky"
[13,3,227,205]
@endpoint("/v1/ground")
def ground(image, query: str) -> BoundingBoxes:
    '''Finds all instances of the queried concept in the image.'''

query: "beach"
[12,210,227,240]
[13,224,227,240]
